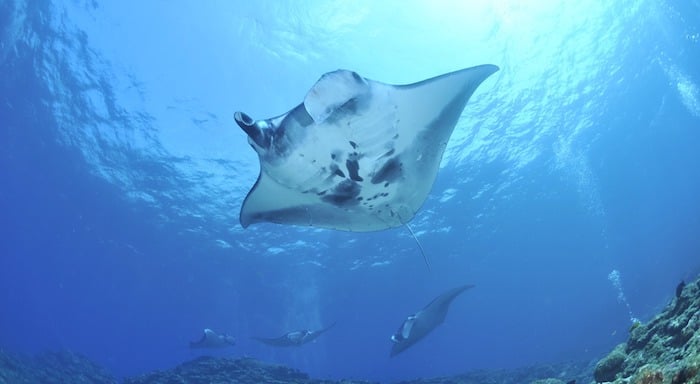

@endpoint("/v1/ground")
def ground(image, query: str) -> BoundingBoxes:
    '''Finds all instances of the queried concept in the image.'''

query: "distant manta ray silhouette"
[252,322,336,347]
[189,328,236,349]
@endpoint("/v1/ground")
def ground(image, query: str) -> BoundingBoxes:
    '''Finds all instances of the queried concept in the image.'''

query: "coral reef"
[594,278,700,383]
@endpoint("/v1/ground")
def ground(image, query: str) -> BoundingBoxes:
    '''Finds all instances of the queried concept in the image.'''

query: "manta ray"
[390,284,474,357]
[189,328,236,349]
[235,65,498,232]
[252,322,336,347]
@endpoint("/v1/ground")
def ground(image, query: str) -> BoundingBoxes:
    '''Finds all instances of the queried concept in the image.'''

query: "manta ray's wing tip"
[467,64,499,78]
[479,64,500,76]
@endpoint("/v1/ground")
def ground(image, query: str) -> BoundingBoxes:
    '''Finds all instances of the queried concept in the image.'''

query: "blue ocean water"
[1,0,699,382]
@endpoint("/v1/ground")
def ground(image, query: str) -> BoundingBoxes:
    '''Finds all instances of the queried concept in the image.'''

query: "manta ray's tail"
[404,223,431,271]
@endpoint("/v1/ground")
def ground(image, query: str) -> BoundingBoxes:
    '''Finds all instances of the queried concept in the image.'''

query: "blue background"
[1,1,699,382]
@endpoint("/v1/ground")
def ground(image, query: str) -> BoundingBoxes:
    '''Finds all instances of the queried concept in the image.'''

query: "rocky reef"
[594,278,700,383]
[124,357,590,384]
[0,349,590,384]
[0,349,117,384]
[391,360,591,384]
[123,356,375,384]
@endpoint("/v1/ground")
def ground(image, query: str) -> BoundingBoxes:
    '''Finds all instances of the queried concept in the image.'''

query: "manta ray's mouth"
[234,111,254,126]
[235,111,271,149]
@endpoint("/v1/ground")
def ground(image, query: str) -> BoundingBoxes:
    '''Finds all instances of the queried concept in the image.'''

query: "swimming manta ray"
[189,328,236,349]
[252,322,336,347]
[390,284,474,357]
[235,65,498,232]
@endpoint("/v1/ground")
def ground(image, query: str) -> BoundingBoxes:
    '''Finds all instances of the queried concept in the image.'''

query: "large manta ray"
[252,322,336,347]
[235,65,498,231]
[390,284,474,357]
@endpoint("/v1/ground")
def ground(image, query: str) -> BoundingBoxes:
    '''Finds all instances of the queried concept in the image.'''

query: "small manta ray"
[189,328,236,349]
[390,284,474,357]
[252,322,336,347]
[234,65,499,233]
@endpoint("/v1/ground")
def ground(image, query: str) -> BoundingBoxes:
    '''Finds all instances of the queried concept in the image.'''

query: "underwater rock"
[122,356,377,384]
[0,348,593,384]
[594,277,700,383]
[530,379,567,384]
[391,361,592,384]
[0,349,117,384]
[594,344,626,382]
[121,356,592,384]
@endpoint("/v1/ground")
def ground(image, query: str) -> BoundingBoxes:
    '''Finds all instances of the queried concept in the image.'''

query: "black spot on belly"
[322,180,361,206]
[346,159,363,182]
[371,157,402,184]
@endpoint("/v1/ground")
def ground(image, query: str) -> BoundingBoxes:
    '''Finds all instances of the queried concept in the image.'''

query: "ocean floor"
[1,276,698,384]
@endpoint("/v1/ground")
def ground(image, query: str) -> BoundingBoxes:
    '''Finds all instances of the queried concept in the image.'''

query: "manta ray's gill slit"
[321,179,361,206]
[370,157,402,185]
[381,148,396,158]
[329,163,345,178]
